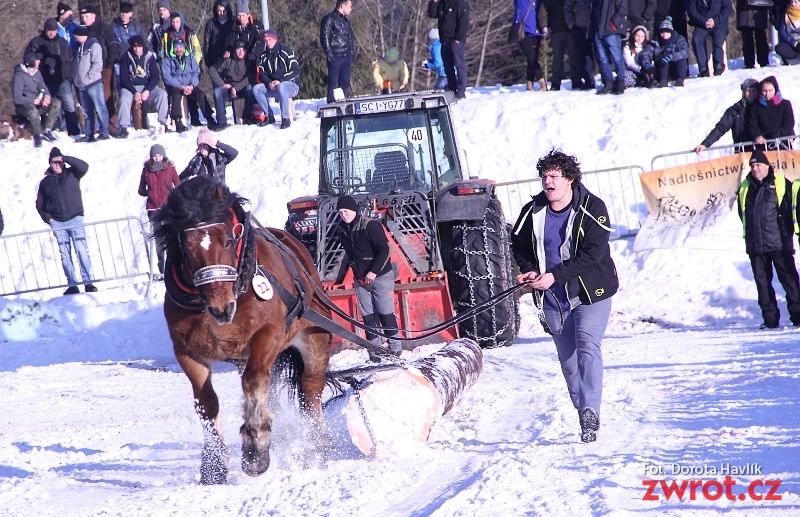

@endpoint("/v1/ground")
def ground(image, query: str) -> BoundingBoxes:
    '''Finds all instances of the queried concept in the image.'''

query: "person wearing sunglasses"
[510,149,618,443]
[36,147,97,295]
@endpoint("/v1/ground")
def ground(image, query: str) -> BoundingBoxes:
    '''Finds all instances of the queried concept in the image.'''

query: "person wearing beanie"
[320,0,355,102]
[56,3,79,51]
[203,0,233,69]
[117,33,170,137]
[180,128,239,184]
[111,0,148,62]
[747,75,795,150]
[687,0,731,77]
[372,47,409,92]
[251,28,301,129]
[149,0,173,55]
[428,0,469,98]
[208,39,250,129]
[162,12,203,65]
[333,195,403,361]
[25,16,78,136]
[35,149,97,295]
[12,48,61,147]
[695,78,760,154]
[635,17,689,88]
[161,24,214,132]
[139,144,180,276]
[736,148,800,329]
[73,25,111,141]
[422,27,447,89]
[225,0,262,61]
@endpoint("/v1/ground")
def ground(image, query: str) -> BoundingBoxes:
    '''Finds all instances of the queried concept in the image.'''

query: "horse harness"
[164,212,393,357]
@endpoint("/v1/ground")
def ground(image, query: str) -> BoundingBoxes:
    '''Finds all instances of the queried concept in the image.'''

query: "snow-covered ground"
[2,66,800,515]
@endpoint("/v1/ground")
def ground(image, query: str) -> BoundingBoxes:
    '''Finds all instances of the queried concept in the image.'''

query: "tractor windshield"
[319,107,462,195]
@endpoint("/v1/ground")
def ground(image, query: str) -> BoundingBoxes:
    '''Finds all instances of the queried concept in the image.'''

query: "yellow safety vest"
[738,173,790,237]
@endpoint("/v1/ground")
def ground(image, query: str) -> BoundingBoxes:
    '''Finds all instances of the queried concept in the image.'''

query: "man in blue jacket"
[511,149,619,443]
[687,0,731,76]
[422,29,448,89]
[161,39,214,132]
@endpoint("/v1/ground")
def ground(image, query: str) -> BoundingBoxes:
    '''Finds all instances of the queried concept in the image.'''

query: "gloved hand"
[660,55,671,65]
[421,59,429,70]
[644,62,656,73]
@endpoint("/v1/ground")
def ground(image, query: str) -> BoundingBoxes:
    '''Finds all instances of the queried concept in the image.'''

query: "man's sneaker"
[175,121,188,133]
[42,130,57,142]
[190,117,202,126]
[96,134,110,141]
[63,286,80,295]
[267,114,276,125]
[698,69,710,78]
[675,78,685,87]
[115,127,129,139]
[211,122,227,132]
[760,323,778,330]
[84,284,98,293]
[85,135,97,143]
[33,135,42,148]
[579,408,600,443]
[257,119,272,127]
[280,118,291,129]
[714,63,726,76]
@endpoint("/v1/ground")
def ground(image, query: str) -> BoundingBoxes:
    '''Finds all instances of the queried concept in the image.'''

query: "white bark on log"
[324,338,483,456]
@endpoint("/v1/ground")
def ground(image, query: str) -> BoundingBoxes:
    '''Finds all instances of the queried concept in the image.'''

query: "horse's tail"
[273,346,304,405]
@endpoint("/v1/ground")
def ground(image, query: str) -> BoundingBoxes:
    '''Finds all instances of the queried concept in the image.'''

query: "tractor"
[285,90,519,350]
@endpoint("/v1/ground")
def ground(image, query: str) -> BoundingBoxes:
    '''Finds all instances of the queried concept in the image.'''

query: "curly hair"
[536,149,582,183]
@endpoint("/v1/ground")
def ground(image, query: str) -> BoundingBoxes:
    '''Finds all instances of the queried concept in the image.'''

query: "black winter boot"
[612,77,625,95]
[596,79,613,95]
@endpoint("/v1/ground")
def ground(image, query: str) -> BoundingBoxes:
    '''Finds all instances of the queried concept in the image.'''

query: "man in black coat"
[695,78,759,153]
[26,18,79,135]
[543,0,579,91]
[565,0,595,90]
[737,149,800,328]
[320,0,355,102]
[204,0,233,68]
[334,196,402,361]
[687,0,732,76]
[35,147,97,295]
[747,75,795,150]
[428,0,470,98]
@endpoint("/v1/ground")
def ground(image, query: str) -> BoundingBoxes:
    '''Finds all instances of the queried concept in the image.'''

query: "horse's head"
[183,217,245,323]
[155,177,250,324]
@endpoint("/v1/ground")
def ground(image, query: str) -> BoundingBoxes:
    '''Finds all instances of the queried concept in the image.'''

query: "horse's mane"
[153,176,249,260]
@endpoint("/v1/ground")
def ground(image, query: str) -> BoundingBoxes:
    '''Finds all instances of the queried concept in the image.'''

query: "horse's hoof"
[241,448,270,476]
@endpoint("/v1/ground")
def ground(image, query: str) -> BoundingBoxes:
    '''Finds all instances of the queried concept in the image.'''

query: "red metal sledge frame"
[323,226,458,353]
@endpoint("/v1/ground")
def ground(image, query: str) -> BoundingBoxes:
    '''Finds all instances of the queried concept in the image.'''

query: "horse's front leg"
[297,326,334,464]
[240,329,280,476]
[176,351,229,485]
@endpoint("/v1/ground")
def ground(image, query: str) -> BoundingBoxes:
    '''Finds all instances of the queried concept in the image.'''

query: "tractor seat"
[371,151,410,188]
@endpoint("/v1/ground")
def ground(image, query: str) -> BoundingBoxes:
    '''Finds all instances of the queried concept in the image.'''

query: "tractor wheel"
[448,195,520,348]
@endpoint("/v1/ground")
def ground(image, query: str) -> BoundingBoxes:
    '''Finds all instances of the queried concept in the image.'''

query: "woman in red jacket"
[138,143,180,275]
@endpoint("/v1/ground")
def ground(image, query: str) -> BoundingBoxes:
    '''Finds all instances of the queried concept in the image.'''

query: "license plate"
[355,99,405,114]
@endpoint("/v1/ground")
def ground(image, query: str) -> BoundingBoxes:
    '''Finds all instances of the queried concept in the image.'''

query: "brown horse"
[154,176,332,484]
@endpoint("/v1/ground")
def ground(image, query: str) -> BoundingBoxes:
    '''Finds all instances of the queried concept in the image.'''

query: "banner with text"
[633,150,800,252]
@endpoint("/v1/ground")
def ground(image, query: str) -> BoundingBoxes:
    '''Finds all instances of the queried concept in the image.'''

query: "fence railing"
[651,135,798,170]
[494,165,648,239]
[0,216,153,297]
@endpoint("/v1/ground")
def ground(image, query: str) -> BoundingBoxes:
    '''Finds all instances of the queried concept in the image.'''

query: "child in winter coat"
[422,28,448,89]
[636,17,689,88]
[623,26,649,87]
[138,143,180,275]
[372,47,409,91]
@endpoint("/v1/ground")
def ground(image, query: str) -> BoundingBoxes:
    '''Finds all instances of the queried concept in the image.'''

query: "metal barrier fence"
[494,165,648,239]
[651,135,799,170]
[0,217,153,297]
